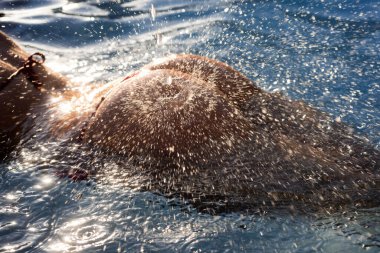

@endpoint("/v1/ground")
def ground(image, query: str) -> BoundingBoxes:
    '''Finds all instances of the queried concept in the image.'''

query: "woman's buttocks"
[83,68,253,166]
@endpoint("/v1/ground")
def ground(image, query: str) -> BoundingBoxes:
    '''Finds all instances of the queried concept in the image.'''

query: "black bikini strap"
[0,52,46,92]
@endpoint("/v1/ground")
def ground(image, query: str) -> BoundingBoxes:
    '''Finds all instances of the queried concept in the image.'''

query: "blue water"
[1,0,380,252]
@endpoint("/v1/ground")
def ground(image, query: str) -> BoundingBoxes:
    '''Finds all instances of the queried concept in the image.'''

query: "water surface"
[1,0,380,252]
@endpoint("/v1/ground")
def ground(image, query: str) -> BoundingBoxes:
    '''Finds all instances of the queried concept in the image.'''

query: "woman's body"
[1,31,379,213]
[0,31,70,158]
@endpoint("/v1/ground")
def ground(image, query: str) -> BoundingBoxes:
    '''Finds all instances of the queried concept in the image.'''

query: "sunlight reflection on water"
[47,217,116,252]
[0,0,380,252]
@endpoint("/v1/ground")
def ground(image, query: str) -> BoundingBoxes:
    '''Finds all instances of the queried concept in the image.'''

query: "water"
[1,0,380,252]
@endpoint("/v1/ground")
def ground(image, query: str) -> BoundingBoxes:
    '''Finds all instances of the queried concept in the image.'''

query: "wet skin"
[1,32,379,214]
[0,31,68,158]
[85,55,380,213]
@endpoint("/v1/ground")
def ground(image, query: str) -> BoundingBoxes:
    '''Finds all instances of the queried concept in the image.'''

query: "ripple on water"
[47,217,116,252]
[0,0,380,252]
[0,201,52,252]
[0,162,58,252]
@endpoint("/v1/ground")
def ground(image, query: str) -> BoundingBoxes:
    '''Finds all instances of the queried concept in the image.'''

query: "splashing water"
[151,4,156,22]
[0,0,380,252]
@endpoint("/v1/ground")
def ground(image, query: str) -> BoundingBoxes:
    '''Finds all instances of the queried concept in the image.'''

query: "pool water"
[1,0,380,252]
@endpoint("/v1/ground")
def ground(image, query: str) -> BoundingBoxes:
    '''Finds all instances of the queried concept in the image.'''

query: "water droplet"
[166,76,172,85]
[150,4,156,21]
